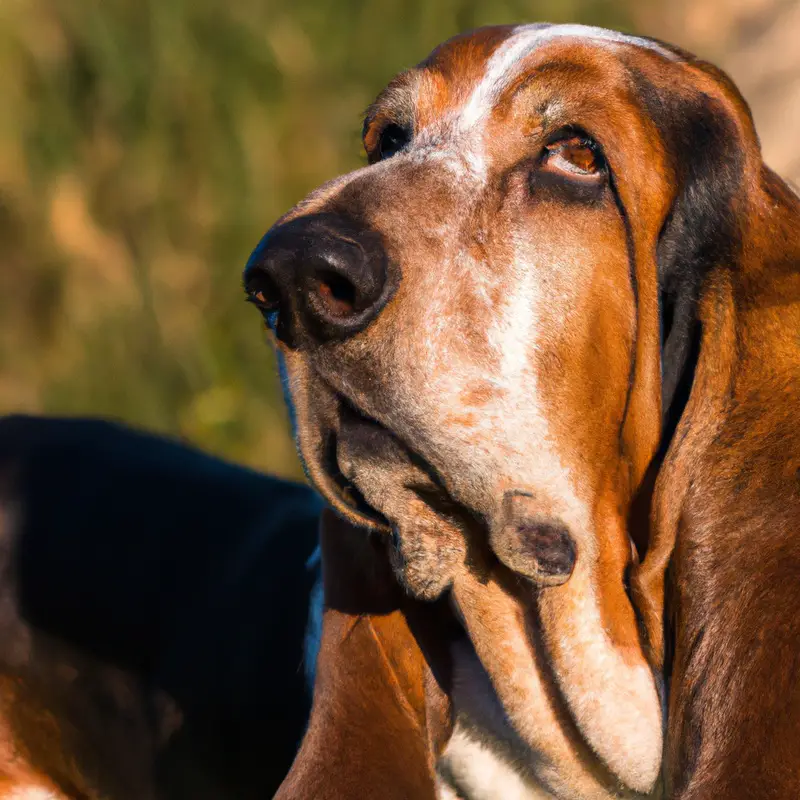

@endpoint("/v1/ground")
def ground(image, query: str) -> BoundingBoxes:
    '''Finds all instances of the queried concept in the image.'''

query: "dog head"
[245,24,757,795]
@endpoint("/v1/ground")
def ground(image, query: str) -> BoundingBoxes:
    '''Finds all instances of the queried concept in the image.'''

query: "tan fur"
[257,25,674,795]
[250,22,800,800]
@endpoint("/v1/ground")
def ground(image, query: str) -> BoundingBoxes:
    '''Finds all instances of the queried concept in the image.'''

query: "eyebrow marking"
[366,24,679,185]
[459,23,680,131]
[363,71,421,141]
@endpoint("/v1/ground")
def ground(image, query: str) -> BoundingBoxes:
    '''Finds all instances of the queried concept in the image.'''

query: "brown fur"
[276,510,454,800]
[249,24,800,800]
[637,171,800,797]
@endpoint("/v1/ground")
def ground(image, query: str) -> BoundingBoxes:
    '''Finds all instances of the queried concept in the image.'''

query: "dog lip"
[323,391,471,534]
[319,418,391,529]
[337,396,385,445]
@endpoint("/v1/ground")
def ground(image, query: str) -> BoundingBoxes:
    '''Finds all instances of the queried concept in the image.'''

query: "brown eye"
[542,136,605,178]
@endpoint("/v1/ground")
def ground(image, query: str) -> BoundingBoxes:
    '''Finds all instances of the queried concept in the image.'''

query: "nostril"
[244,268,282,322]
[302,240,388,338]
[313,269,358,317]
[245,213,392,343]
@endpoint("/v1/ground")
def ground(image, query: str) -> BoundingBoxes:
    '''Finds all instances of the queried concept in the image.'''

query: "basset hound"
[245,23,800,800]
[0,415,322,798]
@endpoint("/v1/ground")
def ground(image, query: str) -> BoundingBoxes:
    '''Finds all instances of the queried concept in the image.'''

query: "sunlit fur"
[262,21,800,800]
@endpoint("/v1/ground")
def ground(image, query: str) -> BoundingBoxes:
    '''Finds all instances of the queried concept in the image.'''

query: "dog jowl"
[244,23,757,798]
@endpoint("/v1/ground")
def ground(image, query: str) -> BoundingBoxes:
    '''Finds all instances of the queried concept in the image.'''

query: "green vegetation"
[0,0,632,478]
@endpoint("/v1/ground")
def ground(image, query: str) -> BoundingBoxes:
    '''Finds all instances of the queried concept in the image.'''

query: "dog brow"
[459,23,680,131]
[507,60,595,100]
[363,72,419,137]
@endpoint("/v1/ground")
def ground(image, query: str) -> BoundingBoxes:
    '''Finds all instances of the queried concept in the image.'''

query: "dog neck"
[435,637,564,800]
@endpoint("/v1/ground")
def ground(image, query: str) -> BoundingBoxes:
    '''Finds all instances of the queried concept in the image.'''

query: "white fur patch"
[3,789,64,800]
[438,727,554,800]
[461,23,676,130]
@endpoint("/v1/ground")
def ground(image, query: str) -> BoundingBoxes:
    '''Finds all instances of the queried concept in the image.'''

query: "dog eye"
[542,135,605,178]
[377,123,411,160]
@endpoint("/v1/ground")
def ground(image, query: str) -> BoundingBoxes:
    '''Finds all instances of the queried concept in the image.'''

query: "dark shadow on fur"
[0,414,323,797]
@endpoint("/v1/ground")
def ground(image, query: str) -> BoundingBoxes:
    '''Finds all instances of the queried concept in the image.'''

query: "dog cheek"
[337,424,467,602]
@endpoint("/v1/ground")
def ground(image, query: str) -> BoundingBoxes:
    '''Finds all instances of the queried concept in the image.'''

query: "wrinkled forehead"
[365,24,680,139]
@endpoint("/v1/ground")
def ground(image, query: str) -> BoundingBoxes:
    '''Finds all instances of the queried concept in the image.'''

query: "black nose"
[243,213,392,343]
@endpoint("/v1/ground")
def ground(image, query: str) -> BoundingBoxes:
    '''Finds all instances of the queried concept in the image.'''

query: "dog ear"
[632,65,746,438]
[631,55,800,795]
[626,61,752,671]
[276,510,451,800]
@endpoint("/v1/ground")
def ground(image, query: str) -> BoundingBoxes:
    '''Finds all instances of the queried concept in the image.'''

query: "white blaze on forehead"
[423,23,677,183]
[460,23,677,130]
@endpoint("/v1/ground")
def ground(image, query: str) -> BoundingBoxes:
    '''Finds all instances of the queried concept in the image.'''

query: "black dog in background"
[0,414,322,797]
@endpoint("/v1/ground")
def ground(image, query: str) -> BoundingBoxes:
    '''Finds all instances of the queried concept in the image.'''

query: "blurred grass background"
[0,0,633,477]
[0,0,796,478]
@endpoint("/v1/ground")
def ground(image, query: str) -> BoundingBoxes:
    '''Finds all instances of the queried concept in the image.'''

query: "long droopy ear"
[645,63,745,431]
[628,54,753,667]
[629,52,800,797]
[275,510,452,800]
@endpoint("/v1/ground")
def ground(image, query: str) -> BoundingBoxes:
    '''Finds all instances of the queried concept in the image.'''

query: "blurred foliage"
[0,0,633,478]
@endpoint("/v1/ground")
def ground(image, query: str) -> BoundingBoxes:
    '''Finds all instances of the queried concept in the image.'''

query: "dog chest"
[437,725,555,800]
[435,638,556,800]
